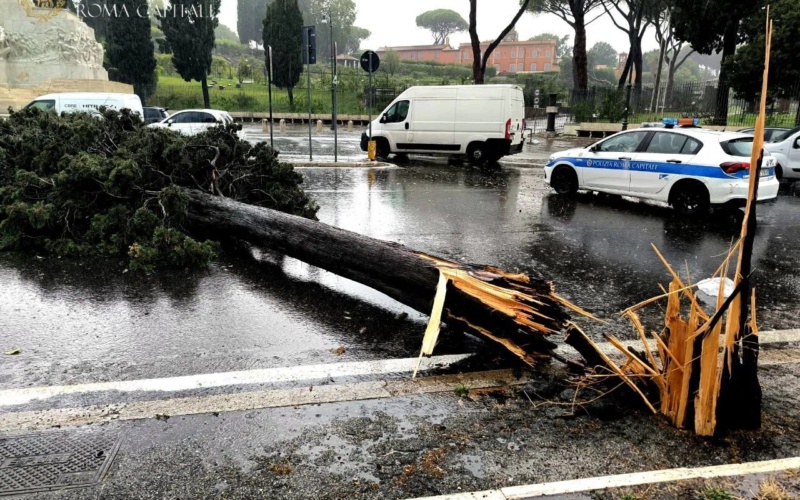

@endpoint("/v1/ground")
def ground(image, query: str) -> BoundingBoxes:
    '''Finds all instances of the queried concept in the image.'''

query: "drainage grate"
[0,432,119,496]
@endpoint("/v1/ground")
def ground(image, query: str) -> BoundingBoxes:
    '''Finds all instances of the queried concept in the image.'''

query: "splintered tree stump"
[183,189,578,367]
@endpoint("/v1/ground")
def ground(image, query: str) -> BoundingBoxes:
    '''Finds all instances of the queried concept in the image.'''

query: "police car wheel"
[671,183,709,216]
[551,166,578,195]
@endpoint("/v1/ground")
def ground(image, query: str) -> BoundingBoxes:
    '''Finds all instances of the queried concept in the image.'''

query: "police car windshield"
[721,137,754,158]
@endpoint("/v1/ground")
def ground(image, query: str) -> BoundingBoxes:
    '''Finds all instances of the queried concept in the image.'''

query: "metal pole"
[622,84,632,131]
[306,28,312,161]
[367,52,372,141]
[333,41,338,163]
[368,68,373,139]
[268,45,274,150]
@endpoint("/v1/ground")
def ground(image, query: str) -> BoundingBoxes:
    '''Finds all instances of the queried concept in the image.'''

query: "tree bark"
[651,38,666,112]
[468,0,483,84]
[714,20,739,125]
[201,75,211,109]
[573,13,589,91]
[183,189,577,368]
[469,0,531,84]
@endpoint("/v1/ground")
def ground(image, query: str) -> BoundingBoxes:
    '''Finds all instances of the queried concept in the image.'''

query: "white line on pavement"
[408,456,800,500]
[0,354,472,408]
[1,329,797,409]
[0,369,529,433]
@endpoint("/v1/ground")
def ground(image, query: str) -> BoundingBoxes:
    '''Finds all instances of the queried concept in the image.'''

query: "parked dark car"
[143,107,169,125]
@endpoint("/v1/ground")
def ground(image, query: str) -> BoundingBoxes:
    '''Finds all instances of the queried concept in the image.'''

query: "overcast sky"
[217,0,660,55]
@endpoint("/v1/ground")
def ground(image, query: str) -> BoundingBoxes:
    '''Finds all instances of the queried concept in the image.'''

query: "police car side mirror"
[589,144,599,153]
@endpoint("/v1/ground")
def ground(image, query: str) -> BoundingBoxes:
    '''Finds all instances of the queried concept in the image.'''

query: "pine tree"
[160,0,221,108]
[237,0,269,44]
[263,0,302,107]
[106,0,157,104]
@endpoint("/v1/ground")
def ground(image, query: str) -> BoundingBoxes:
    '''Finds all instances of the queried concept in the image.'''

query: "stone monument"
[0,0,132,111]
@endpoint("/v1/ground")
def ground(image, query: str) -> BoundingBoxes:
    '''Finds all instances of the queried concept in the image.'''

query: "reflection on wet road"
[1,159,799,390]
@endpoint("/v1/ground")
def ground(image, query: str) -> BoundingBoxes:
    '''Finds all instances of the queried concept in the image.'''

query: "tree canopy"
[215,23,240,42]
[724,0,800,102]
[528,33,571,58]
[106,0,157,104]
[416,9,469,45]
[297,0,360,59]
[263,0,303,106]
[587,41,618,67]
[159,0,221,108]
[0,109,317,270]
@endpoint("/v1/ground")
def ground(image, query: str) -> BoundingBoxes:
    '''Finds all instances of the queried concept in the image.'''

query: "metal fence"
[568,81,800,128]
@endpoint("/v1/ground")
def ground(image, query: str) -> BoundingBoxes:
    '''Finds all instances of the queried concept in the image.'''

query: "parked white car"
[149,109,235,136]
[763,126,800,181]
[544,127,780,215]
[360,84,525,164]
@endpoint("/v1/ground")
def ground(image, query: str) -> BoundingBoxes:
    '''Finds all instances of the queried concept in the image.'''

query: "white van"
[360,84,525,164]
[23,93,144,120]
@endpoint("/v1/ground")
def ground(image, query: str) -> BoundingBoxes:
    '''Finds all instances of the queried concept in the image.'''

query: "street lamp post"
[322,12,337,162]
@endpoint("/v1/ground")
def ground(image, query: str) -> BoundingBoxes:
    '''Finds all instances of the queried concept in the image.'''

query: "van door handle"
[618,156,632,160]
[405,122,409,130]
[666,159,682,164]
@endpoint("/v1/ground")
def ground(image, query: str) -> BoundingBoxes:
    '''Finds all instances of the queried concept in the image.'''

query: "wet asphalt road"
[2,131,800,390]
[2,131,800,499]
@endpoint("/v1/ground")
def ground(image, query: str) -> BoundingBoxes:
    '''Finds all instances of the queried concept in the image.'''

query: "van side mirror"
[794,137,800,149]
[167,119,173,126]
[380,114,387,124]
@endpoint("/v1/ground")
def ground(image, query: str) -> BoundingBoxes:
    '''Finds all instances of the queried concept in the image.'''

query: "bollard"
[367,140,376,160]
[546,93,558,133]
[316,120,323,132]
[279,119,286,132]
[261,119,270,133]
[347,120,354,132]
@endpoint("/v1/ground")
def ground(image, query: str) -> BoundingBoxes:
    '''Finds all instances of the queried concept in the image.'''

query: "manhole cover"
[0,432,119,496]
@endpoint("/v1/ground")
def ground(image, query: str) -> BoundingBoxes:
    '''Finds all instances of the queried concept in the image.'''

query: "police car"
[544,122,780,215]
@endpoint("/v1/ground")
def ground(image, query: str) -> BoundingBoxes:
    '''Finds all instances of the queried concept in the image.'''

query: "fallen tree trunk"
[184,188,581,368]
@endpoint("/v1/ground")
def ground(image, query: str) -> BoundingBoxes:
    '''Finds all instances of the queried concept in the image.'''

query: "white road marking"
[1,329,796,410]
[409,457,800,500]
[0,369,529,433]
[0,354,472,407]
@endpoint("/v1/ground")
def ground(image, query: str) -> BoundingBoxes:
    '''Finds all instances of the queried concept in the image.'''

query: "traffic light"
[302,26,316,65]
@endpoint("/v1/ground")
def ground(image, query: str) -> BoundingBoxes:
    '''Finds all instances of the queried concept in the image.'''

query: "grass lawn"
[149,75,393,115]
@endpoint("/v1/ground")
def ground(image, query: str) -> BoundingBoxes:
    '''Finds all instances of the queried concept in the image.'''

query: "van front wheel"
[375,138,391,159]
[467,142,488,165]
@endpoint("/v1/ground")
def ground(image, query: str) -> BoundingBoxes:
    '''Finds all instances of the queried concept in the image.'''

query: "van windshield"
[24,100,56,112]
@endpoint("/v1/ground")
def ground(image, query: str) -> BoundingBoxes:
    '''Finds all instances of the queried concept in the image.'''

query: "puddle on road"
[2,160,799,390]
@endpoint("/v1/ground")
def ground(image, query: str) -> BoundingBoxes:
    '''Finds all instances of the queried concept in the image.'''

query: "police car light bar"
[662,117,700,128]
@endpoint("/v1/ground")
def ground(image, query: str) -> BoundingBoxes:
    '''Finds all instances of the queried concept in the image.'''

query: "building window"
[509,64,515,73]
[511,50,516,58]
[533,50,539,57]
[518,63,524,72]
[495,64,500,73]
[418,51,422,59]
[544,63,551,71]
[530,63,537,72]
[545,51,551,57]
[464,51,470,60]
[410,53,415,60]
